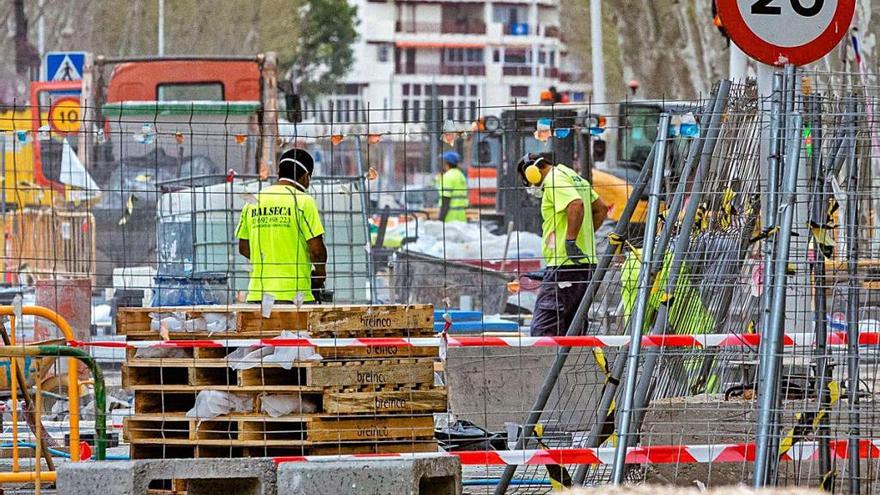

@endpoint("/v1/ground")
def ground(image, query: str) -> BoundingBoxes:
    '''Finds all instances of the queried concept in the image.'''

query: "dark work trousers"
[530,263,595,337]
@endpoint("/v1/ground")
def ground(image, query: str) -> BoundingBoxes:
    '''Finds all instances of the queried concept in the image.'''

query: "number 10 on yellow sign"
[48,97,81,134]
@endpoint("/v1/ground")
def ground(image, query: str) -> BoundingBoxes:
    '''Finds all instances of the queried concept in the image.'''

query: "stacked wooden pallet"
[119,304,445,459]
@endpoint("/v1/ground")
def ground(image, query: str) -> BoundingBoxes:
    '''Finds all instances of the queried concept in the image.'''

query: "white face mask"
[279,176,307,191]
[527,185,543,199]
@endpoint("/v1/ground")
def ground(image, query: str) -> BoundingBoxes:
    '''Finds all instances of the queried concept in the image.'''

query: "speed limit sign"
[48,97,82,134]
[717,0,855,66]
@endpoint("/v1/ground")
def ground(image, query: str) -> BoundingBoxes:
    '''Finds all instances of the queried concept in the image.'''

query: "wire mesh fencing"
[2,66,880,494]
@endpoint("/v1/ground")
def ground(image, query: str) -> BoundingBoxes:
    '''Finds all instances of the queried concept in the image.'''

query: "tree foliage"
[285,0,359,100]
[0,0,358,101]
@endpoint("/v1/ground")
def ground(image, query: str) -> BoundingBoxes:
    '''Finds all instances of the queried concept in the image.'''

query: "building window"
[377,44,390,63]
[493,50,500,63]
[469,101,478,121]
[550,51,556,67]
[402,100,409,122]
[504,49,528,64]
[442,48,484,65]
[493,5,526,24]
[412,100,421,121]
[437,85,455,97]
[414,84,422,96]
[470,85,478,97]
[510,86,529,98]
[403,84,410,96]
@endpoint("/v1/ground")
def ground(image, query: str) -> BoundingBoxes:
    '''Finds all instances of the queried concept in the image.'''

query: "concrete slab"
[277,454,461,495]
[57,458,277,495]
[446,346,604,432]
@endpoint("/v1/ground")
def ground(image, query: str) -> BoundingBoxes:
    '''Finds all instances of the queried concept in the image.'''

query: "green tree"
[285,0,359,100]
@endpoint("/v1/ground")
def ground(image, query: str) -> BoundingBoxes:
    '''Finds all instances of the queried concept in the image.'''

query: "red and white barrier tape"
[273,439,880,466]
[70,331,880,350]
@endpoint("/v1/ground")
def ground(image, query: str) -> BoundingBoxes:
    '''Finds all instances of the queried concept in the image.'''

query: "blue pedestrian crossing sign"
[45,52,86,82]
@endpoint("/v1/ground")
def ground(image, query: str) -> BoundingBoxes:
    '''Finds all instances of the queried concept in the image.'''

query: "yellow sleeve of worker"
[546,169,581,214]
[297,195,325,240]
[439,170,453,198]
[236,204,250,240]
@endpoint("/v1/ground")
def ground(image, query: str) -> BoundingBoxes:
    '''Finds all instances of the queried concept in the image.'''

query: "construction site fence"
[4,67,880,494]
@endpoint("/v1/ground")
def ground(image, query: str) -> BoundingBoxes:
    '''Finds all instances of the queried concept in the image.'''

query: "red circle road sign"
[717,0,855,66]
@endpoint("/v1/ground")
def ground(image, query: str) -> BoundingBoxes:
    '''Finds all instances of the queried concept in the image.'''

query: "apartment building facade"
[309,0,587,129]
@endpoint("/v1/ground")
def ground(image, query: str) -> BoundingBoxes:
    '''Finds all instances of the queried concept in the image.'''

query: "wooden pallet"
[131,387,447,415]
[117,304,434,339]
[125,342,441,364]
[124,414,435,444]
[129,440,439,459]
[124,358,437,389]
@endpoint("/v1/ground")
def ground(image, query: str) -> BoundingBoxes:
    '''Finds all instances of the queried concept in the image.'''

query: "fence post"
[610,113,670,484]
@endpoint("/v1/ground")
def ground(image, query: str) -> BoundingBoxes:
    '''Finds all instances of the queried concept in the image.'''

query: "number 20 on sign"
[717,0,855,66]
[48,97,82,134]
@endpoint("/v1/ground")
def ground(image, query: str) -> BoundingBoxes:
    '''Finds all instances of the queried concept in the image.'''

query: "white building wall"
[313,0,587,134]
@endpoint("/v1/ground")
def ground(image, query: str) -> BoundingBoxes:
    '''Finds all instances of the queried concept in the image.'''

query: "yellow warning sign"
[48,97,81,134]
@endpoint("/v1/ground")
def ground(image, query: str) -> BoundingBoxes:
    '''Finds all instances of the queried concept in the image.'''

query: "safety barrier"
[272,439,880,466]
[72,331,880,349]
[0,305,106,488]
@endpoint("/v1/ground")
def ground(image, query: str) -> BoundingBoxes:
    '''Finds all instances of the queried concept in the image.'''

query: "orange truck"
[1,52,300,284]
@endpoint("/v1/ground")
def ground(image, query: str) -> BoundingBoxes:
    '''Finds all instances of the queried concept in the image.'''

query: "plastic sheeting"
[226,330,322,370]
[186,391,252,419]
[149,311,235,334]
[397,220,543,261]
[260,394,319,417]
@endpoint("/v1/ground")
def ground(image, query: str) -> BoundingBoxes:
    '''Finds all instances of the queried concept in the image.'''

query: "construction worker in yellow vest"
[437,151,468,222]
[518,153,609,336]
[236,148,328,304]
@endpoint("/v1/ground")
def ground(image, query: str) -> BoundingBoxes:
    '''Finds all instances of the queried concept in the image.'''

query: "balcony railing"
[502,65,532,76]
[397,64,486,76]
[396,20,486,34]
[501,65,559,78]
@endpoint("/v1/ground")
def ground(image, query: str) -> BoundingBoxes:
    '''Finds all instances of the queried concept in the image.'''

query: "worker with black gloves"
[517,153,608,336]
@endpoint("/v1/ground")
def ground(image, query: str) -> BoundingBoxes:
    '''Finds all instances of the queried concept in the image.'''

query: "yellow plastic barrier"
[0,305,81,486]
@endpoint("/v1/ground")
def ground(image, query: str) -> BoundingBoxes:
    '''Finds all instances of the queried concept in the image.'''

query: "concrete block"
[57,458,277,495]
[277,454,461,495]
[446,346,604,431]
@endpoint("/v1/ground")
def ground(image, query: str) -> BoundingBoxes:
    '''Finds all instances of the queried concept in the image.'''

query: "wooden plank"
[319,345,439,360]
[307,305,433,333]
[119,303,435,337]
[235,310,308,333]
[131,440,437,459]
[128,384,322,393]
[308,415,435,443]
[128,437,308,447]
[323,390,447,414]
[306,360,435,388]
[236,360,434,388]
[308,441,438,455]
